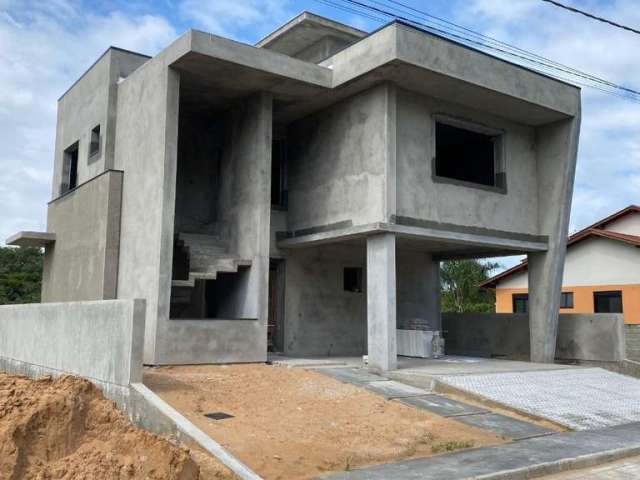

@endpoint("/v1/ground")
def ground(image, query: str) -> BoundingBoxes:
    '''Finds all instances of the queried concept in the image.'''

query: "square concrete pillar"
[367,233,397,371]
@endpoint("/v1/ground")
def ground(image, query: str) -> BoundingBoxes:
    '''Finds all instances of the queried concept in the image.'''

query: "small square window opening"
[344,267,363,293]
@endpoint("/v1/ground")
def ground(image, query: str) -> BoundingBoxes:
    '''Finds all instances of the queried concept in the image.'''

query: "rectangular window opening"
[61,142,79,194]
[560,292,574,309]
[434,120,503,189]
[344,267,363,293]
[512,293,528,313]
[89,125,100,158]
[271,138,287,208]
[594,291,623,313]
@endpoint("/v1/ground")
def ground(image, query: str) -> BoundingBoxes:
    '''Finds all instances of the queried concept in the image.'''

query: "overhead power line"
[311,0,640,104]
[541,0,640,36]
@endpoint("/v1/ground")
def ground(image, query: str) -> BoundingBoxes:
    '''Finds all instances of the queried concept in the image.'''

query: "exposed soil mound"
[0,372,199,480]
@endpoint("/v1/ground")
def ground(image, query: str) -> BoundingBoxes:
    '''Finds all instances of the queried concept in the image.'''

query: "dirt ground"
[0,372,233,480]
[144,364,506,480]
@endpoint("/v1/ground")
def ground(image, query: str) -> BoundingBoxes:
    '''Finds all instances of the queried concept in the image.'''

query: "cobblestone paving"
[435,367,640,430]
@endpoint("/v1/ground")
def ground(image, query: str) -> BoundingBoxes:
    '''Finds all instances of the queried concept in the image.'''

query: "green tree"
[441,259,500,313]
[0,246,43,304]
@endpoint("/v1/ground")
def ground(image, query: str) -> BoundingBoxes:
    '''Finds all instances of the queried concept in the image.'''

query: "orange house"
[481,205,640,324]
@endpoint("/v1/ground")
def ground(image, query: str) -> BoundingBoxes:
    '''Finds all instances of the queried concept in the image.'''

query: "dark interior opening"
[62,142,79,193]
[344,267,363,293]
[435,122,497,187]
[271,138,287,208]
[89,125,100,157]
[594,291,623,313]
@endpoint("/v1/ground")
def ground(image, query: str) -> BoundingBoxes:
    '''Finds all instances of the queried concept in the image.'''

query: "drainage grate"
[204,411,234,421]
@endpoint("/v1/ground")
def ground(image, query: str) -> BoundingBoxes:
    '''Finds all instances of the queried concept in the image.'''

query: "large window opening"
[594,291,623,313]
[271,138,287,208]
[61,142,79,194]
[434,120,503,189]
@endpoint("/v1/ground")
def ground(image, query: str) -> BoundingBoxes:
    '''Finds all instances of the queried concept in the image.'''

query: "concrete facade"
[6,12,581,370]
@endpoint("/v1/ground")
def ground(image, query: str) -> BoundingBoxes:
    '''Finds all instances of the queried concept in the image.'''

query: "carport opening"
[434,121,502,188]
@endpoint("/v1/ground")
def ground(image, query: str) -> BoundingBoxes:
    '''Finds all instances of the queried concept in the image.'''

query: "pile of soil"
[145,364,506,480]
[0,372,199,480]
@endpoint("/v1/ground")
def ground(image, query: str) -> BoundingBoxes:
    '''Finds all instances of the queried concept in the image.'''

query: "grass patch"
[431,440,475,454]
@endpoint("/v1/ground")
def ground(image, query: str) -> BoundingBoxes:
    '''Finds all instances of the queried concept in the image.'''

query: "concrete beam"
[5,231,55,248]
[367,233,397,371]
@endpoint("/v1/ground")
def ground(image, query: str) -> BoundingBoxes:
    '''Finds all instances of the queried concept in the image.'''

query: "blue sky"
[0,0,638,270]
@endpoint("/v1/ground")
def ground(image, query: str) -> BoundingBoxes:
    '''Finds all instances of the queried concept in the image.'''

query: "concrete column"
[367,233,397,371]
[529,113,580,363]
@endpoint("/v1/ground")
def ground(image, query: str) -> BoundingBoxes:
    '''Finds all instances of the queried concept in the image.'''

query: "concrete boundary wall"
[443,313,625,362]
[0,299,145,397]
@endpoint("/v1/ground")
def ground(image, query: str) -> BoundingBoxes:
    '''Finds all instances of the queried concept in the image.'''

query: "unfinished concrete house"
[7,13,581,371]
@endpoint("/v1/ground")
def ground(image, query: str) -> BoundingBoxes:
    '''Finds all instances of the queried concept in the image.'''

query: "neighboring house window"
[344,267,363,293]
[434,118,505,189]
[512,293,528,313]
[89,125,100,159]
[271,138,287,208]
[594,291,623,313]
[560,292,574,309]
[61,141,79,194]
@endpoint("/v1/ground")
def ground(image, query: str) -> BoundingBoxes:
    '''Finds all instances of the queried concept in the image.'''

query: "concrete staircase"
[172,232,251,289]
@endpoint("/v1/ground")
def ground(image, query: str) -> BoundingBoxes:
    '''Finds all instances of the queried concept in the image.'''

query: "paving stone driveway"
[435,367,640,430]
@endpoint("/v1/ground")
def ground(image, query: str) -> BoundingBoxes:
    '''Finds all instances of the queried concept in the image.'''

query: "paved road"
[542,455,640,479]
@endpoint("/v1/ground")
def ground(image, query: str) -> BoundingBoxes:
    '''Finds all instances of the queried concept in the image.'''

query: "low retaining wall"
[626,325,640,360]
[0,299,145,400]
[443,313,625,362]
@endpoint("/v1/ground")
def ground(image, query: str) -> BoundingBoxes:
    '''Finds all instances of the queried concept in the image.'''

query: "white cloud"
[0,1,177,244]
[179,0,294,42]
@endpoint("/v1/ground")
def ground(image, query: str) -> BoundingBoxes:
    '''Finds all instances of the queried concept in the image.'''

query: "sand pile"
[0,372,199,480]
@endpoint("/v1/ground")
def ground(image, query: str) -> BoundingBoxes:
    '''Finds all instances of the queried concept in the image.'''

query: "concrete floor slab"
[318,368,387,385]
[364,380,430,399]
[435,367,640,430]
[396,394,487,417]
[454,412,555,440]
[321,422,640,480]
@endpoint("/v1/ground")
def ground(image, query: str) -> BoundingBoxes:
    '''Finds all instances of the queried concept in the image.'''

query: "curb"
[471,445,640,480]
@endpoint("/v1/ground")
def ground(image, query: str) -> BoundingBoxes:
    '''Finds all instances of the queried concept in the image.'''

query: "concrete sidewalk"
[321,422,640,479]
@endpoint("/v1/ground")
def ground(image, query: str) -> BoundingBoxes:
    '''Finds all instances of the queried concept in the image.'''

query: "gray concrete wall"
[114,54,181,364]
[284,244,367,356]
[42,170,123,302]
[626,325,640,360]
[287,84,391,231]
[174,112,224,234]
[443,313,625,363]
[52,49,147,198]
[397,249,440,331]
[395,88,540,236]
[153,319,265,365]
[214,92,272,321]
[0,299,145,390]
